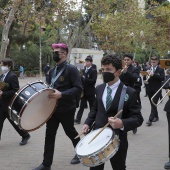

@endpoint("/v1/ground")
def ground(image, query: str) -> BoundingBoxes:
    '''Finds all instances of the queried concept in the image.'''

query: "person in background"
[33,43,82,170]
[74,56,97,124]
[82,54,143,170]
[43,63,50,83]
[19,65,24,79]
[0,58,30,145]
[145,56,165,126]
[133,61,141,71]
[143,62,151,97]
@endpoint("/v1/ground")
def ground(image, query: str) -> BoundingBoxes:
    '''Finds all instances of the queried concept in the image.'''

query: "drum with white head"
[8,81,57,132]
[75,127,119,167]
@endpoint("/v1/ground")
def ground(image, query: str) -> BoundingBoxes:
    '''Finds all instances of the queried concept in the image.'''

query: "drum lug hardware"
[31,85,37,91]
[8,106,12,119]
[101,151,106,158]
[14,121,19,126]
[12,110,19,118]
[19,96,25,101]
[107,147,110,151]
[89,157,95,164]
[94,155,100,162]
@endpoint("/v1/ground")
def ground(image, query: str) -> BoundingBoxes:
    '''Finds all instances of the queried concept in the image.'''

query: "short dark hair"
[151,56,158,61]
[124,53,133,60]
[85,56,93,62]
[1,58,14,69]
[101,55,122,70]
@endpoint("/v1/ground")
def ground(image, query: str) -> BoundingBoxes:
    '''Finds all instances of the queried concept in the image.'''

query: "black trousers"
[147,90,160,121]
[43,110,80,167]
[136,91,141,106]
[90,149,127,170]
[0,109,29,139]
[167,113,170,158]
[76,95,95,121]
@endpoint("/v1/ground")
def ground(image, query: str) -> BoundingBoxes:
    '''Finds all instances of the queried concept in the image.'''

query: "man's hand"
[82,124,90,134]
[48,89,62,100]
[108,117,123,129]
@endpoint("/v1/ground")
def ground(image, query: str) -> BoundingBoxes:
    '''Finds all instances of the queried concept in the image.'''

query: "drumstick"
[74,132,84,139]
[88,109,123,144]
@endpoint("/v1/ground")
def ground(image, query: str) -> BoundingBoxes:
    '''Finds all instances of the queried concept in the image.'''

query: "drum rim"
[76,127,114,156]
[8,81,46,115]
[18,88,57,132]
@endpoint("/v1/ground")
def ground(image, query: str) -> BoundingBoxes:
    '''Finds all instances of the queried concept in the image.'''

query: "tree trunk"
[0,0,21,60]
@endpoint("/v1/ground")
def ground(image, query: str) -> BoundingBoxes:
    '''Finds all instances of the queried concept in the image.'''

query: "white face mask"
[1,66,9,74]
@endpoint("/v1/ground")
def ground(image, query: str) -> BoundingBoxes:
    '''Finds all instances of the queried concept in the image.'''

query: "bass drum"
[8,81,57,132]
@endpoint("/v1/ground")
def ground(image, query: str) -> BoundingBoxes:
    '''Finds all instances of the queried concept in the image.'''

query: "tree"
[0,0,21,59]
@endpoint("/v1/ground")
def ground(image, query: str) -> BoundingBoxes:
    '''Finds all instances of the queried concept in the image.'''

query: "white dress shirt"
[1,71,9,82]
[102,79,120,110]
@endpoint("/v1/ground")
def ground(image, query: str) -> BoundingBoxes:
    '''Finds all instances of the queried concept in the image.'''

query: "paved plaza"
[0,75,169,170]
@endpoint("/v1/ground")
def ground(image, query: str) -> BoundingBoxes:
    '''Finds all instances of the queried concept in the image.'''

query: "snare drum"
[75,127,119,167]
[8,81,57,132]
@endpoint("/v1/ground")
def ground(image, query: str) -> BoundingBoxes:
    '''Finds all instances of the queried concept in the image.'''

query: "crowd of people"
[0,43,170,170]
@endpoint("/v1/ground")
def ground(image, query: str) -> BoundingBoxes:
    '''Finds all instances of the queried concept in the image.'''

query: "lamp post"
[39,23,42,79]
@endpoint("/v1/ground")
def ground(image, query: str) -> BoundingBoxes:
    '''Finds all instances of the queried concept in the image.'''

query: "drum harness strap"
[117,85,127,119]
[114,85,127,136]
[49,63,68,88]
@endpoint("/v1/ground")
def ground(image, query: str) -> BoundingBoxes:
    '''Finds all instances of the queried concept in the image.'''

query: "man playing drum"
[33,43,83,170]
[0,58,30,145]
[82,55,143,170]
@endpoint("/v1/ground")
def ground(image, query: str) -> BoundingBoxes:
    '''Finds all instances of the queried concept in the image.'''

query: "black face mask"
[102,72,116,83]
[53,51,61,63]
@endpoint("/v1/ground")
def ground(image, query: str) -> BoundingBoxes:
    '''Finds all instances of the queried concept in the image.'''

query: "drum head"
[76,128,113,156]
[19,89,56,131]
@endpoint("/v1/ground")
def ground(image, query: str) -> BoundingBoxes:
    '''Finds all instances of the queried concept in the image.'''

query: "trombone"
[151,77,170,106]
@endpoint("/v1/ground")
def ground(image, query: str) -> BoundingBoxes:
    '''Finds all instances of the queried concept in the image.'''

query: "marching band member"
[0,58,30,145]
[33,43,83,170]
[82,54,143,170]
[120,53,142,134]
[74,56,97,124]
[146,56,165,126]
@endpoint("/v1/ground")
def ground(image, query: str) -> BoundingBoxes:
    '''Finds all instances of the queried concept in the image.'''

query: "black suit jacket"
[84,82,143,150]
[120,64,140,89]
[147,66,165,92]
[0,71,19,112]
[82,67,97,96]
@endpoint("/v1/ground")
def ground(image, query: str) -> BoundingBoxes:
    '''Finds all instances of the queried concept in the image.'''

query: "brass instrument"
[144,66,153,84]
[121,63,128,73]
[151,77,170,106]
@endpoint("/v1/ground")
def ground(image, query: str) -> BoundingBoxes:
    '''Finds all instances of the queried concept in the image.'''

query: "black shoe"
[153,117,159,122]
[164,161,170,169]
[132,128,137,134]
[70,155,80,164]
[146,120,152,126]
[32,164,51,170]
[74,119,80,125]
[19,134,30,145]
